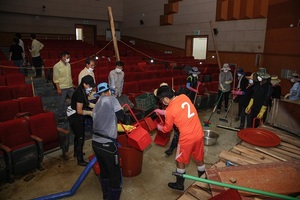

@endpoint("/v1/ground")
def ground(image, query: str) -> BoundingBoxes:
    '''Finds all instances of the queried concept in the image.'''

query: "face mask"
[161,98,168,106]
[192,74,198,77]
[249,79,253,84]
[237,73,241,77]
[88,68,94,73]
[257,76,263,82]
[85,87,92,94]
[115,68,122,73]
[224,70,228,73]
[65,58,70,63]
[290,78,295,83]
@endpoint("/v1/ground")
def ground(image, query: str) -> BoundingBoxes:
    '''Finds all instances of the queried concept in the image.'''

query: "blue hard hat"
[97,82,110,94]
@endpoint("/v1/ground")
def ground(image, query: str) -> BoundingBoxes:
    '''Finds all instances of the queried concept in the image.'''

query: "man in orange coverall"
[155,85,205,191]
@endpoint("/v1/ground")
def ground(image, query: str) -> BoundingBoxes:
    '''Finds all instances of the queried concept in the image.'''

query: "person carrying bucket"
[155,86,205,191]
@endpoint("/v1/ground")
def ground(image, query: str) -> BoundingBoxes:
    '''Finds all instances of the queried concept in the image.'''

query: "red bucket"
[153,113,171,146]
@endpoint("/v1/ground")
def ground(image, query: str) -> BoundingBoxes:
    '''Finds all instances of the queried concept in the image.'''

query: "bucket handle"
[119,104,141,134]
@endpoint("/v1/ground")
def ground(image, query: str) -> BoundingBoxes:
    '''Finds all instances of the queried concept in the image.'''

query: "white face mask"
[237,73,241,77]
[65,58,70,63]
[85,87,92,94]
[192,74,198,77]
[88,68,94,73]
[290,78,295,83]
[257,76,263,82]
[224,70,228,73]
[249,79,253,84]
[115,68,122,73]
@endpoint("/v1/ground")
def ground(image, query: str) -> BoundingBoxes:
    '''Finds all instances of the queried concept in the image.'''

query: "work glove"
[284,93,290,99]
[117,124,136,132]
[220,84,225,92]
[83,110,93,117]
[225,80,232,84]
[157,123,163,131]
[154,109,166,116]
[189,87,198,93]
[232,90,244,95]
[89,103,95,108]
[245,98,254,114]
[256,105,267,119]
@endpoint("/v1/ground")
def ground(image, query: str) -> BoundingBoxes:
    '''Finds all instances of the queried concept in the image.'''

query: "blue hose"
[32,157,97,200]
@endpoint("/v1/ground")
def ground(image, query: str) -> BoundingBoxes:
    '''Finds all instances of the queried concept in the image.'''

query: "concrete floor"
[0,73,242,200]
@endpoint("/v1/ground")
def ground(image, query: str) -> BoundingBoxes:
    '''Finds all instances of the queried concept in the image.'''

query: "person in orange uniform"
[155,86,205,191]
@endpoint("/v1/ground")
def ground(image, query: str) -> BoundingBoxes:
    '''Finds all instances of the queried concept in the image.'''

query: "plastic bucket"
[117,134,143,177]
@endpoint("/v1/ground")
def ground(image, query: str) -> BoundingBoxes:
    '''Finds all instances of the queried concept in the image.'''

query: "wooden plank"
[269,147,300,160]
[280,141,300,151]
[240,142,282,162]
[255,147,287,161]
[107,7,120,61]
[219,150,260,165]
[233,145,274,163]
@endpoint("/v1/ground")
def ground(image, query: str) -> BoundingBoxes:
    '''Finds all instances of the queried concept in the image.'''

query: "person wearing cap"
[108,61,125,98]
[233,72,256,129]
[217,63,233,114]
[155,86,205,191]
[270,75,281,100]
[92,82,125,200]
[53,50,74,123]
[284,73,300,101]
[185,67,201,103]
[154,83,180,156]
[245,68,273,128]
[68,75,96,166]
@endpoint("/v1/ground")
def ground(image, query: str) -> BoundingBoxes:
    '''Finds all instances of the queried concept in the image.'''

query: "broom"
[203,91,223,127]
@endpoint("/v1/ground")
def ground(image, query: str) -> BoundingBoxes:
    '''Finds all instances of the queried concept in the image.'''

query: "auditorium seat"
[5,74,26,86]
[0,86,13,101]
[18,96,45,116]
[10,84,34,99]
[0,100,20,122]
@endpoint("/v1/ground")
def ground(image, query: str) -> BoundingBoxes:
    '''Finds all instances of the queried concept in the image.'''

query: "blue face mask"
[85,87,92,94]
[249,79,253,84]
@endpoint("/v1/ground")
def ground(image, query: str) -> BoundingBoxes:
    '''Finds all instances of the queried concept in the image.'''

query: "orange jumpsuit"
[161,94,204,164]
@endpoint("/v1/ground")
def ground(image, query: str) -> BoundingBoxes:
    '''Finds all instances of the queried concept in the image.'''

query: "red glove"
[154,109,166,116]
[157,123,163,131]
[197,81,202,88]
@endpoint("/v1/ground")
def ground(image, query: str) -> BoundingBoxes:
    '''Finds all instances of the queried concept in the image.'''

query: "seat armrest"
[15,112,31,118]
[31,135,43,143]
[31,135,44,162]
[0,143,11,153]
[57,127,69,135]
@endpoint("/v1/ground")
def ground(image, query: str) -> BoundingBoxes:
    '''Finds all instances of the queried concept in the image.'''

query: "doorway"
[185,35,208,60]
[75,24,96,45]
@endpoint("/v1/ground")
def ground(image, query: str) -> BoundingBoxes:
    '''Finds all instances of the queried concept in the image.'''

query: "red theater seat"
[18,96,45,116]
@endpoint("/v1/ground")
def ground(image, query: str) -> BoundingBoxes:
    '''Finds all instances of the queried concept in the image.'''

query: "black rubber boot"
[107,187,122,200]
[77,138,88,166]
[101,179,109,200]
[198,170,205,177]
[165,138,178,156]
[168,174,185,191]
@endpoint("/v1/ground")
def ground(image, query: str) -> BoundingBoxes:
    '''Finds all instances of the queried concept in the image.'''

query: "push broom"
[203,91,223,127]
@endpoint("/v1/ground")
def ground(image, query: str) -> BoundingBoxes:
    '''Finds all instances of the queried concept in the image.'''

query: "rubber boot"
[77,138,88,166]
[168,174,185,191]
[198,170,205,177]
[165,137,178,156]
[107,187,122,200]
[101,179,109,200]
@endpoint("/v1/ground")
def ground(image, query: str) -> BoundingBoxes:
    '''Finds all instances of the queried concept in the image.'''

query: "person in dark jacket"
[186,67,201,103]
[9,38,25,75]
[68,75,96,166]
[245,68,273,128]
[233,72,256,129]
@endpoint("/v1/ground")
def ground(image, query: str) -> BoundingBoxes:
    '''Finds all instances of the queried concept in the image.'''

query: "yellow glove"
[83,110,93,117]
[220,84,225,91]
[225,80,232,84]
[89,103,95,108]
[256,105,267,119]
[245,98,254,114]
[117,124,136,132]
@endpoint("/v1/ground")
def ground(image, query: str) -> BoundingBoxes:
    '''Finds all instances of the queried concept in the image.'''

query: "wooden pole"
[209,21,221,70]
[107,6,120,61]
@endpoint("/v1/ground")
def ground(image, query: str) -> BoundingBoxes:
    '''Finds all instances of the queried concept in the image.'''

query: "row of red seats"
[0,85,33,102]
[0,112,69,183]
[0,96,45,122]
[0,74,26,86]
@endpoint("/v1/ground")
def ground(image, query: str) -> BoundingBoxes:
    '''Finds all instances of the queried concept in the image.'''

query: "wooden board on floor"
[206,161,300,197]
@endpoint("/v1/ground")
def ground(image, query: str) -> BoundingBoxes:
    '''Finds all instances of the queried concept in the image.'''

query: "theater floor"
[0,76,242,200]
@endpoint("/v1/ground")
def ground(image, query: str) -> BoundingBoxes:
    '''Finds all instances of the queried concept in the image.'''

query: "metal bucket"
[204,130,219,146]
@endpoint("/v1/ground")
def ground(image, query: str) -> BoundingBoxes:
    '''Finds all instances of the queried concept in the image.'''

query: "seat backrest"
[0,118,32,148]
[0,75,6,86]
[5,74,26,86]
[27,112,59,151]
[18,96,44,115]
[0,86,13,102]
[0,100,20,122]
[10,84,33,99]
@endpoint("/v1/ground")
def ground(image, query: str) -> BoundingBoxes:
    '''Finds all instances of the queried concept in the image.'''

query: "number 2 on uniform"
[181,102,195,118]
